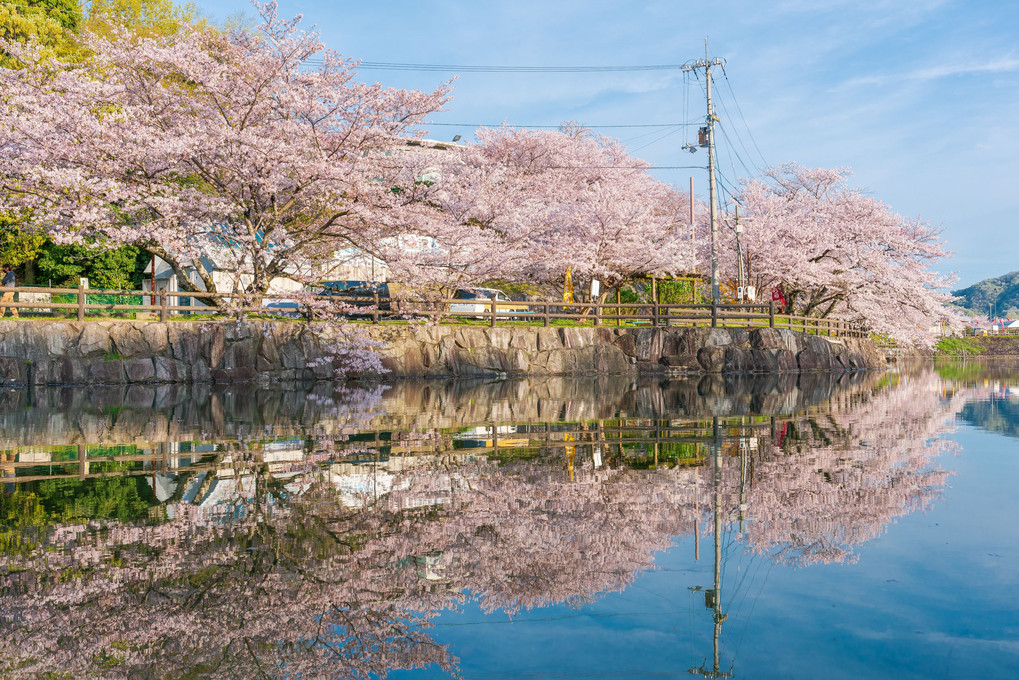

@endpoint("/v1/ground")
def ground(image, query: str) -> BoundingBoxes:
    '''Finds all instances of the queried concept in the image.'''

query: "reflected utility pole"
[690,417,732,679]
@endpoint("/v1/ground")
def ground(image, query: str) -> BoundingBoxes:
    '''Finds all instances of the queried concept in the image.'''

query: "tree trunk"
[23,259,36,285]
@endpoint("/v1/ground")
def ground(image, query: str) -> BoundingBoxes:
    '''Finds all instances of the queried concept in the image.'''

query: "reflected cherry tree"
[710,369,963,565]
[0,368,968,678]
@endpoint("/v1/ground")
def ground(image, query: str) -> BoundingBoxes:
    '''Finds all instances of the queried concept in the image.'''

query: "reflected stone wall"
[0,372,878,449]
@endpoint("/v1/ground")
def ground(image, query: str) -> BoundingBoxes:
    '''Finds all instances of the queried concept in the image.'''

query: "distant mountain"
[952,271,1019,318]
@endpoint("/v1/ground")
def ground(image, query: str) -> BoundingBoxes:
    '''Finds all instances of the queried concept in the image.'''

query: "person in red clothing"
[771,284,786,314]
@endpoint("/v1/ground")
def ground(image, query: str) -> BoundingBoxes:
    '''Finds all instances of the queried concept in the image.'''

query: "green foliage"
[26,0,79,30]
[479,279,545,299]
[657,278,705,304]
[933,334,1019,357]
[618,286,641,304]
[616,278,706,305]
[935,336,985,356]
[1,0,200,68]
[37,473,156,522]
[1,469,158,555]
[933,359,994,382]
[0,0,82,67]
[35,240,149,289]
[85,0,199,38]
[0,216,47,266]
[626,441,706,469]
[0,490,48,556]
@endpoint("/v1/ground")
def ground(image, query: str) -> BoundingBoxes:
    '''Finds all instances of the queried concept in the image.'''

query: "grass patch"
[935,336,986,356]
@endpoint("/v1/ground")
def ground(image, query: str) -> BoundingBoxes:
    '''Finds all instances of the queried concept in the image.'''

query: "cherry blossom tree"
[0,2,451,309]
[379,127,697,298]
[720,164,957,345]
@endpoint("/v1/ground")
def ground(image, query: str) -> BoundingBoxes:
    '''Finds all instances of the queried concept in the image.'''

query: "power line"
[419,121,699,129]
[309,60,691,73]
[720,67,770,170]
[515,164,705,170]
[717,123,757,180]
[630,125,686,153]
[714,99,762,178]
[382,162,705,171]
[621,125,689,145]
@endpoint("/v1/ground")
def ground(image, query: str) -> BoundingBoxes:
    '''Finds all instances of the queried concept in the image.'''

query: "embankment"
[936,334,1019,356]
[0,320,883,386]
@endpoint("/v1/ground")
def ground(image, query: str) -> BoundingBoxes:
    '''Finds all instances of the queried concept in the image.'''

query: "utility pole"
[682,41,725,304]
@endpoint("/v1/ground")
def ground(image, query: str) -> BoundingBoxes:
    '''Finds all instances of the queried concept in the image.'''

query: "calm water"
[1,363,1017,679]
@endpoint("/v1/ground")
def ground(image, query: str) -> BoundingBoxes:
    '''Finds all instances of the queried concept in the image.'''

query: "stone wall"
[0,320,883,386]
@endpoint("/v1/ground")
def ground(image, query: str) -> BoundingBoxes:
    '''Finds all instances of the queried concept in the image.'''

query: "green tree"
[85,0,198,38]
[0,0,82,66]
[0,216,47,267]
[35,240,148,289]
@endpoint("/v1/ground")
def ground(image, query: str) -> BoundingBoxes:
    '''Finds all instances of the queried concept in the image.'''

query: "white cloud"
[838,56,1019,88]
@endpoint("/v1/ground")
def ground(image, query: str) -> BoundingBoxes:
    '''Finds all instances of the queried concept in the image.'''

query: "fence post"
[616,290,621,327]
[652,300,659,327]
[159,290,168,322]
[711,302,718,328]
[594,301,600,327]
[543,302,550,327]
[769,300,775,329]
[490,297,497,328]
[78,444,87,479]
[373,291,379,324]
[77,284,85,322]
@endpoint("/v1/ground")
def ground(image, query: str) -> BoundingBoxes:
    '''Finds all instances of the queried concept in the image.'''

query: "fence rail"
[3,417,790,483]
[0,285,867,338]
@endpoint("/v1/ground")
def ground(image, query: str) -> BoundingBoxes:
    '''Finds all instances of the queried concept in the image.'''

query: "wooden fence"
[0,285,867,338]
[4,416,788,483]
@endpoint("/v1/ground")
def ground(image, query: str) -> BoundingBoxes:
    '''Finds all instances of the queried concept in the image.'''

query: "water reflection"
[0,369,966,679]
[934,358,1019,438]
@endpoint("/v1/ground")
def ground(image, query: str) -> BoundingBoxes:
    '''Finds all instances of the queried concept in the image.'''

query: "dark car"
[316,281,393,315]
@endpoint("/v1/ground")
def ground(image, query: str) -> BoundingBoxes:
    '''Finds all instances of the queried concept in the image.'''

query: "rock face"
[0,320,884,385]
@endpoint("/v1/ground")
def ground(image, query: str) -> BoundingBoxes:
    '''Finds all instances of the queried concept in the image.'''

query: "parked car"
[316,281,393,315]
[261,298,302,317]
[313,281,401,320]
[449,287,531,319]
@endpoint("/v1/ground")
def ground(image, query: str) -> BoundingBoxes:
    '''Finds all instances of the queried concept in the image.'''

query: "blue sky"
[197,0,1018,288]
